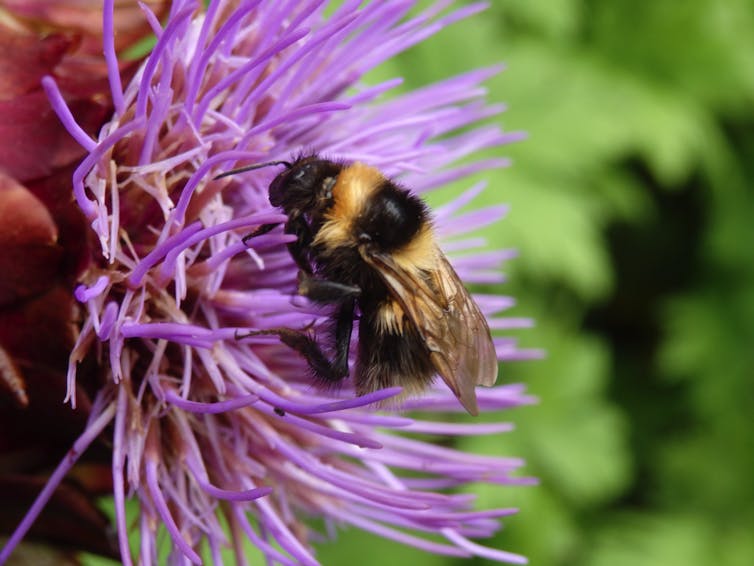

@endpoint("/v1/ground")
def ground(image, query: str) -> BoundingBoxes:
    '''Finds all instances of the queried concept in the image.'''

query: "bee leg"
[296,297,356,383]
[284,215,317,274]
[264,328,350,381]
[290,275,360,380]
[331,297,356,380]
[242,215,316,273]
[245,298,356,384]
[297,272,361,302]
[241,222,281,245]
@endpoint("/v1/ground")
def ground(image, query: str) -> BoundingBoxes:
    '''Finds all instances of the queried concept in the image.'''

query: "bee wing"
[361,246,498,415]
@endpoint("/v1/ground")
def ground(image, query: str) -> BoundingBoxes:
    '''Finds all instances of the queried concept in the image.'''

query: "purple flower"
[1,1,541,564]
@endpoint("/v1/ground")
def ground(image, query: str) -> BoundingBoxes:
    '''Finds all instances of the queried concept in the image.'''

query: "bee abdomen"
[355,311,435,397]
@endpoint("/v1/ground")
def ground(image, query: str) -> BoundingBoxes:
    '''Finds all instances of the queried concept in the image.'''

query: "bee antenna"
[213,160,292,180]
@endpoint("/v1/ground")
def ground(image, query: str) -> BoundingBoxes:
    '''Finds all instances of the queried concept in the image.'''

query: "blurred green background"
[317,0,754,565]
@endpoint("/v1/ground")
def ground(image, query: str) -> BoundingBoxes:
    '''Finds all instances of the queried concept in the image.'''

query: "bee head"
[213,154,342,216]
[269,156,342,215]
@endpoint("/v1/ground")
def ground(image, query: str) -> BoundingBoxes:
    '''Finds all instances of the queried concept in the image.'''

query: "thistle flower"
[1,1,541,564]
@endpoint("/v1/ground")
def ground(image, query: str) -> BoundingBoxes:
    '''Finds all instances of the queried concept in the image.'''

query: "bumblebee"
[217,155,498,415]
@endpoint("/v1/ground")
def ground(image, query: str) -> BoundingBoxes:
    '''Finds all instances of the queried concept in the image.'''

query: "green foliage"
[584,513,719,566]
